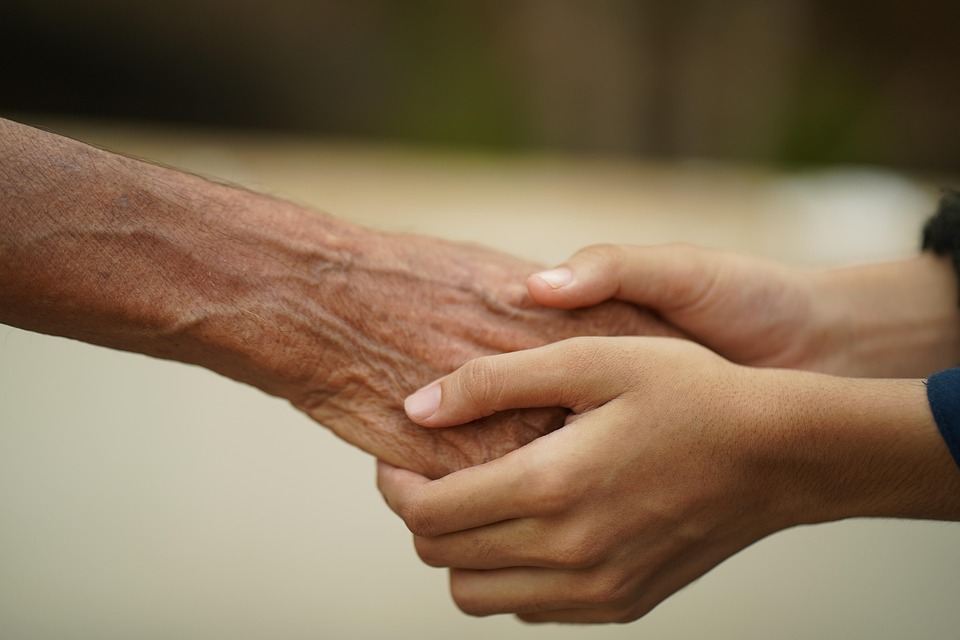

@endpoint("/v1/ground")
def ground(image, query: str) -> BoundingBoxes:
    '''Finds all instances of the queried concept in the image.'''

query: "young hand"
[378,337,960,622]
[526,244,960,377]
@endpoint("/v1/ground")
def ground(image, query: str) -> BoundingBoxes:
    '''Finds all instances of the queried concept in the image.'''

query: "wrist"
[814,255,960,377]
[154,178,370,399]
[751,372,960,527]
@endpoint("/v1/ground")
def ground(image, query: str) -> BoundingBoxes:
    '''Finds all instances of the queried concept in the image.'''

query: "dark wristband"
[926,368,960,471]
[921,189,960,305]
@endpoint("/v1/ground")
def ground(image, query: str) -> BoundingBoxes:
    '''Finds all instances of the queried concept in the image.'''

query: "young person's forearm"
[754,372,960,527]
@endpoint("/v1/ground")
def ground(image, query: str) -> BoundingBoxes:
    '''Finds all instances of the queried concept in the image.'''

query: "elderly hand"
[525,244,960,378]
[378,337,960,623]
[0,118,676,480]
[288,232,677,478]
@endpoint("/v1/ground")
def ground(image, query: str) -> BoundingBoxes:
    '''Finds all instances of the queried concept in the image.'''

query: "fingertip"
[376,460,431,510]
[526,268,586,309]
[375,459,400,504]
[531,267,573,289]
[376,459,402,488]
[376,459,397,476]
[404,382,442,424]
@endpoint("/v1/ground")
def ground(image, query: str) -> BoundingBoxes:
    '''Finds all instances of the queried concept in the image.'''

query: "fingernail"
[405,383,441,421]
[534,267,573,289]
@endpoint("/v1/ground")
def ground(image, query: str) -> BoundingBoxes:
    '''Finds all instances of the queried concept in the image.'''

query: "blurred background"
[4,0,959,170]
[2,2,960,640]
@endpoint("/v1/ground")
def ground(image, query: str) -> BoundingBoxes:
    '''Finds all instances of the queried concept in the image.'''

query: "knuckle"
[526,465,572,517]
[656,242,720,306]
[450,573,493,617]
[551,336,593,371]
[554,337,618,406]
[413,536,446,568]
[457,357,505,413]
[566,336,605,372]
[555,542,602,571]
[398,492,438,538]
[577,242,626,268]
[582,570,635,609]
[552,527,606,570]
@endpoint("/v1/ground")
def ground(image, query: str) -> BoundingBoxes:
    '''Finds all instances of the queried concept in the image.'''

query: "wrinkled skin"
[0,117,675,479]
[250,227,678,478]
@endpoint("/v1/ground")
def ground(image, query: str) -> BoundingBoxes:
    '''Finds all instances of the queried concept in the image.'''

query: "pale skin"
[0,118,676,478]
[378,243,960,623]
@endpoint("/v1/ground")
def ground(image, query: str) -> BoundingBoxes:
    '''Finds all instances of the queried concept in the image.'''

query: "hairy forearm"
[0,118,675,477]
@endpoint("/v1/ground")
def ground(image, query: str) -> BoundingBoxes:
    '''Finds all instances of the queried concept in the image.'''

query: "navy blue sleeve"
[925,368,960,470]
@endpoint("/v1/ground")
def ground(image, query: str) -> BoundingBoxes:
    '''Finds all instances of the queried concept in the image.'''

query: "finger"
[413,515,568,570]
[448,567,583,617]
[404,337,626,428]
[517,538,743,624]
[376,460,431,517]
[448,566,635,619]
[527,243,722,312]
[516,607,640,624]
[413,519,534,570]
[377,448,542,537]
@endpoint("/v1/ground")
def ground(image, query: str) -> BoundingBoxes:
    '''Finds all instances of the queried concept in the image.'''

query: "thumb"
[403,338,623,428]
[527,243,721,312]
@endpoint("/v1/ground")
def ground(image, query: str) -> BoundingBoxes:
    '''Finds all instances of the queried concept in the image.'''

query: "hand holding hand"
[0,118,679,480]
[283,233,678,478]
[525,244,960,378]
[381,337,788,622]
[378,337,960,622]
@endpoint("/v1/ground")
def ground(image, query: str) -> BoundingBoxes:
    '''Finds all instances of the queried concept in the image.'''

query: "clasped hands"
[7,120,954,624]
[377,243,960,623]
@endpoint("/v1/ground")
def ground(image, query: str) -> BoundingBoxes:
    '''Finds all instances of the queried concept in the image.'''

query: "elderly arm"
[0,118,674,478]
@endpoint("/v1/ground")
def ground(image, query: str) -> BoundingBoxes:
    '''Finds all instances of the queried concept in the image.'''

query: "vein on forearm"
[0,119,360,388]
